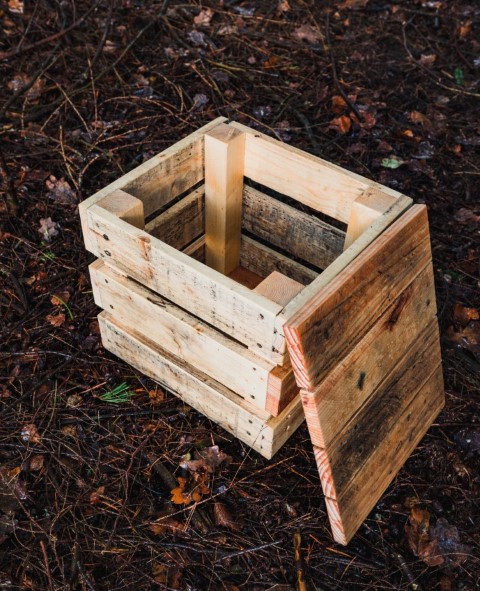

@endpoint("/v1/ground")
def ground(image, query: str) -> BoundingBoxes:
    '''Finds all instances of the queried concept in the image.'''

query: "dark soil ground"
[1,1,479,590]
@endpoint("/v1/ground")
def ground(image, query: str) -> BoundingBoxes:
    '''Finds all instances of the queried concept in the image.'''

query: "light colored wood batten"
[204,123,245,275]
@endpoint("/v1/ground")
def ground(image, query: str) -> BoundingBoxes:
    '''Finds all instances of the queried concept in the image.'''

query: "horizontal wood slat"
[284,205,431,390]
[240,235,318,286]
[145,185,204,249]
[85,204,283,358]
[90,261,281,409]
[242,185,345,270]
[98,312,305,459]
[320,363,444,545]
[301,262,437,448]
[229,122,369,223]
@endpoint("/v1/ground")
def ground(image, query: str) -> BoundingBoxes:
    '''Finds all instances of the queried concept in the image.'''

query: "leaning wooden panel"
[301,263,437,448]
[284,205,431,391]
[90,260,277,408]
[320,364,444,545]
[85,204,283,357]
[242,185,345,270]
[98,313,304,459]
[79,117,226,251]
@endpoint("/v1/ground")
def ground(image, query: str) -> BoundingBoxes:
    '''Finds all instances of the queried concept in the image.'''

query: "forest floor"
[1,1,479,590]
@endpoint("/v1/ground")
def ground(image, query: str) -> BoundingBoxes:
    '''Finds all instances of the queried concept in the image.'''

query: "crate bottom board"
[98,312,305,459]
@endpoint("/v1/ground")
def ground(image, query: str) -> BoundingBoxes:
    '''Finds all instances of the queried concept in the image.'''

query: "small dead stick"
[0,1,102,61]
[325,12,363,123]
[294,530,308,591]
[0,143,19,216]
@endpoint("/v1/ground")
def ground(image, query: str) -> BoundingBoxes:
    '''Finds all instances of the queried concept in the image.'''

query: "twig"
[0,2,102,61]
[294,530,308,591]
[214,540,282,563]
[0,143,19,216]
[325,12,363,122]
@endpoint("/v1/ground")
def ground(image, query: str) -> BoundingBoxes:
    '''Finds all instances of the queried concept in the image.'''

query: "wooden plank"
[144,185,204,249]
[254,271,305,307]
[99,312,305,459]
[229,121,370,224]
[243,185,345,270]
[266,363,299,417]
[97,190,144,229]
[344,188,397,250]
[80,117,227,252]
[183,235,205,261]
[277,194,412,331]
[240,235,318,286]
[85,204,283,356]
[318,360,444,545]
[90,260,277,408]
[284,205,430,390]
[204,124,245,274]
[301,263,437,448]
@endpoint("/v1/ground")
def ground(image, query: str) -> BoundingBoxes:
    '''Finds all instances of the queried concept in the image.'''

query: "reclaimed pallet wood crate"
[80,117,444,545]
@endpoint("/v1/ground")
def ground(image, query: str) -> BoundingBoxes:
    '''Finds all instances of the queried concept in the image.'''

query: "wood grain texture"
[85,205,283,356]
[228,265,265,289]
[266,363,299,416]
[98,312,305,459]
[254,271,305,307]
[79,117,226,251]
[301,263,437,448]
[229,121,369,223]
[90,260,278,408]
[343,188,397,249]
[97,190,144,229]
[320,363,444,545]
[145,185,204,249]
[240,235,317,287]
[284,205,431,390]
[242,185,345,270]
[204,123,245,274]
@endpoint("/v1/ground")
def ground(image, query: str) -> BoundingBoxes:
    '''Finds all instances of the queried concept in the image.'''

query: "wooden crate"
[80,118,444,545]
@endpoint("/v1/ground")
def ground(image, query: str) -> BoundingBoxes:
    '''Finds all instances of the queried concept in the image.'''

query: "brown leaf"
[213,502,240,531]
[419,54,437,66]
[445,322,480,360]
[337,0,369,8]
[453,303,479,326]
[21,424,41,444]
[409,111,432,127]
[51,291,71,306]
[293,24,323,44]
[46,313,65,327]
[277,0,290,14]
[149,517,185,535]
[194,8,213,26]
[197,445,232,472]
[454,208,480,225]
[170,475,209,505]
[457,21,472,39]
[89,486,106,505]
[329,115,351,134]
[8,0,23,14]
[29,455,44,472]
[331,95,347,114]
[148,388,165,404]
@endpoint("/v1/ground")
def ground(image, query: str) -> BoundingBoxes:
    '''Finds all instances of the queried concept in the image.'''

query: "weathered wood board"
[284,204,444,545]
[98,312,305,459]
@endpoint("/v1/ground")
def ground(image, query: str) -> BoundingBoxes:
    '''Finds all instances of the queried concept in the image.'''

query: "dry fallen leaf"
[89,486,106,505]
[277,0,290,14]
[149,517,185,535]
[331,95,347,113]
[51,291,71,306]
[29,455,44,472]
[293,24,323,44]
[170,475,209,505]
[8,0,24,13]
[337,0,369,8]
[453,303,479,327]
[213,502,241,531]
[329,115,351,134]
[21,424,41,444]
[194,8,213,26]
[410,110,432,127]
[454,208,480,225]
[445,322,480,360]
[46,313,66,328]
[45,176,77,205]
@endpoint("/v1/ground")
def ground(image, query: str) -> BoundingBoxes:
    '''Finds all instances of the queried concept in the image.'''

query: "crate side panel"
[285,205,431,390]
[98,312,279,458]
[243,185,345,270]
[90,261,274,408]
[302,262,437,448]
[86,205,282,356]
